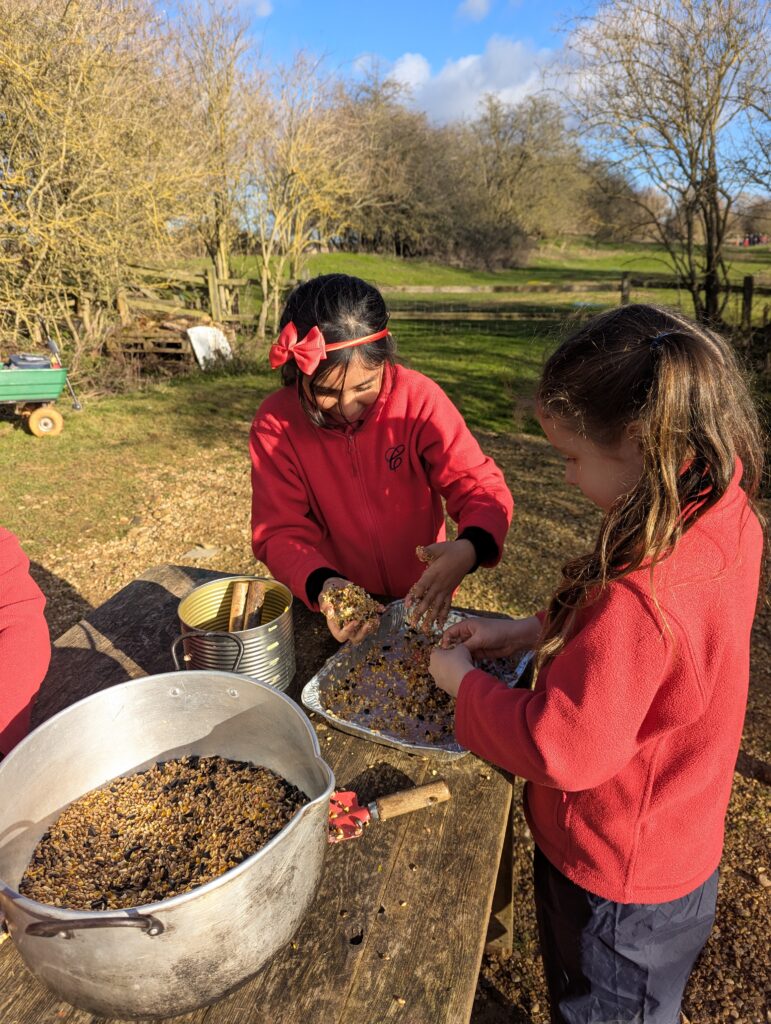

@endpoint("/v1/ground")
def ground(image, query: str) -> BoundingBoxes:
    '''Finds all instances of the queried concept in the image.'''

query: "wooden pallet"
[105,330,195,362]
[104,314,220,362]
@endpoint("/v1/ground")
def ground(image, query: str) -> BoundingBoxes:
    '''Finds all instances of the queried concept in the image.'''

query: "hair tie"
[649,331,673,353]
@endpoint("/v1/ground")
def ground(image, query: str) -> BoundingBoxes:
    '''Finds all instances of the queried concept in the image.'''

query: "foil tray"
[301,600,532,762]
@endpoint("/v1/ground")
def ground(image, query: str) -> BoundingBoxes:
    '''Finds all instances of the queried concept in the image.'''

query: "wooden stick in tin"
[243,580,267,629]
[228,581,250,632]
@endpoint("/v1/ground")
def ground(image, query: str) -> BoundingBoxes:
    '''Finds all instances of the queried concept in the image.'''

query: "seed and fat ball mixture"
[20,755,306,911]
[325,583,381,627]
[322,624,523,746]
[322,627,456,743]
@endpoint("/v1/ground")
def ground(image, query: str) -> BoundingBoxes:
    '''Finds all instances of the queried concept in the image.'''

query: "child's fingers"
[345,616,380,645]
[325,618,349,642]
[352,619,378,644]
[412,588,439,629]
[435,595,453,630]
[323,607,360,643]
[441,620,472,646]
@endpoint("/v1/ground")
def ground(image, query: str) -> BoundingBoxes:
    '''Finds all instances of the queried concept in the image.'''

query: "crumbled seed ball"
[325,583,381,628]
[19,755,307,910]
[323,627,455,744]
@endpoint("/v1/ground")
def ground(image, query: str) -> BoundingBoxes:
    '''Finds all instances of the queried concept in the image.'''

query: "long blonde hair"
[535,304,766,670]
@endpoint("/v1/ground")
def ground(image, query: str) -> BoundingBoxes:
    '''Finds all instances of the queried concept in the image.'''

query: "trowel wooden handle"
[228,581,250,632]
[372,780,451,821]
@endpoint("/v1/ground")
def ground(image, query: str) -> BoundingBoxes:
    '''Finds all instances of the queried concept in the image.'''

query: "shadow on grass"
[28,562,93,641]
[110,311,567,446]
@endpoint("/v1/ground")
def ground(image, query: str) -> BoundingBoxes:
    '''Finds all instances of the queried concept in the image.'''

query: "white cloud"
[457,0,491,20]
[390,52,432,90]
[254,0,273,16]
[389,36,550,122]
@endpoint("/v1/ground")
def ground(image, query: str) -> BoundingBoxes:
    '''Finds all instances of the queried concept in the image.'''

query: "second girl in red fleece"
[430,305,765,1024]
[250,274,513,642]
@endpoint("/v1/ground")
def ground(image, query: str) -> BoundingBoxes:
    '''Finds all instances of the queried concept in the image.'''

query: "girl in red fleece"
[0,528,50,757]
[250,274,513,642]
[430,305,765,1024]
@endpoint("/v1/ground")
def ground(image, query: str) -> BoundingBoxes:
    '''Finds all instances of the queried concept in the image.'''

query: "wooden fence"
[120,265,770,332]
[120,265,260,324]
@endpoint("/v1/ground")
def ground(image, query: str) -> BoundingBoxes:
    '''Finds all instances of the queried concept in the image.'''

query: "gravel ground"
[28,430,770,1024]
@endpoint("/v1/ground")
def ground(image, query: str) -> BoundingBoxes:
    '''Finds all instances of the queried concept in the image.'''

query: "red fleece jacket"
[456,464,762,903]
[0,528,50,756]
[250,365,513,606]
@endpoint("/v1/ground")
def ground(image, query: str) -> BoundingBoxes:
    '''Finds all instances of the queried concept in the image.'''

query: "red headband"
[269,322,390,375]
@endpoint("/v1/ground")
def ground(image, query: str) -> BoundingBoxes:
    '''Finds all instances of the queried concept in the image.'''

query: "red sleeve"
[415,384,513,565]
[0,529,50,755]
[250,413,332,608]
[455,582,702,790]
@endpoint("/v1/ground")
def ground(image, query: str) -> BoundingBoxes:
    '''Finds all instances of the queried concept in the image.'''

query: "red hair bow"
[269,322,327,375]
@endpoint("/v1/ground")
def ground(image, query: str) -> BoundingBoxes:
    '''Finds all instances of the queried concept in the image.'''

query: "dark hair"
[535,303,767,670]
[278,274,395,426]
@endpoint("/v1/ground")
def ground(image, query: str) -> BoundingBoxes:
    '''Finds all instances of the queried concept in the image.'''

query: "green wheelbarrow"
[0,334,81,437]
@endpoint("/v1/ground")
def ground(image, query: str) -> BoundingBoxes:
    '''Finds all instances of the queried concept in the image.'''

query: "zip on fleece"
[346,431,394,595]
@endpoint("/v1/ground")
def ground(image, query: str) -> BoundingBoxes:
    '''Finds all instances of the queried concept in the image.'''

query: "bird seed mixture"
[321,626,527,748]
[322,627,457,744]
[325,583,381,627]
[19,755,307,911]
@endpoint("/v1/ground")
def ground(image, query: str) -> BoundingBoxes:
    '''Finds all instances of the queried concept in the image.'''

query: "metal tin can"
[175,576,294,692]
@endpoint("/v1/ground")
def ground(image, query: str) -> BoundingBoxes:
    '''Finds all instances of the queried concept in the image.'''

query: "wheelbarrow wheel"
[26,405,64,437]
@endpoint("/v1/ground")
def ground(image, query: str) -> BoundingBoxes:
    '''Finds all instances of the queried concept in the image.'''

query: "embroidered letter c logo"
[385,444,405,471]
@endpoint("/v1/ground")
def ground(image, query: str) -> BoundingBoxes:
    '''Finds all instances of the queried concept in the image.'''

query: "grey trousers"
[533,845,718,1024]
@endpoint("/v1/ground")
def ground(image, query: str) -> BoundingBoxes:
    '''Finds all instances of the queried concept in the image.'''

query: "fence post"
[741,275,754,333]
[116,287,131,326]
[620,272,630,306]
[206,266,223,322]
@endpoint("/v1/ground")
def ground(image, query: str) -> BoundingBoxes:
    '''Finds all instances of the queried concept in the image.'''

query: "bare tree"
[175,0,265,317]
[562,0,770,323]
[0,0,198,361]
[471,94,589,241]
[247,56,363,340]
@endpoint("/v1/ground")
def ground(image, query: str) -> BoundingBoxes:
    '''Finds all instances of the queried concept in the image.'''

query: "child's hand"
[405,540,476,632]
[440,615,542,659]
[429,644,473,698]
[319,578,382,644]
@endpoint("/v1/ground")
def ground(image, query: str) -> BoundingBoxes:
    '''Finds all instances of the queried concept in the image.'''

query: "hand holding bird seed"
[405,540,476,633]
[319,579,383,644]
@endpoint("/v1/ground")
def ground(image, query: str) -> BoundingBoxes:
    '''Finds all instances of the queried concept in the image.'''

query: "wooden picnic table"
[1,564,514,1024]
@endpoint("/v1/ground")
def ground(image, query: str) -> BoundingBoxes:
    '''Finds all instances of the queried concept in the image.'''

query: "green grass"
[305,239,771,288]
[397,318,557,434]
[0,368,274,561]
[0,317,558,561]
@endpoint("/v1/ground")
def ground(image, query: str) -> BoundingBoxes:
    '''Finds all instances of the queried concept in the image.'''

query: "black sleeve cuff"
[306,567,346,607]
[458,527,499,572]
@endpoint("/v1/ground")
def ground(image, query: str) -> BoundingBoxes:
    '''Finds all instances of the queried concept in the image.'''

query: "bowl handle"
[25,913,164,939]
[170,630,245,672]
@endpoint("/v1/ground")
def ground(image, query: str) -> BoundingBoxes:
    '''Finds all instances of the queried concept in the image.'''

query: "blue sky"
[243,0,588,121]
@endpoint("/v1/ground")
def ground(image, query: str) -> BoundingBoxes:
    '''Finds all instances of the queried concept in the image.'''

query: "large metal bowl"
[0,671,334,1019]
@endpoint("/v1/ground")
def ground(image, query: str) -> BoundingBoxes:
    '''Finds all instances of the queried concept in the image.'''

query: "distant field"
[303,239,771,287]
[227,240,771,329]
